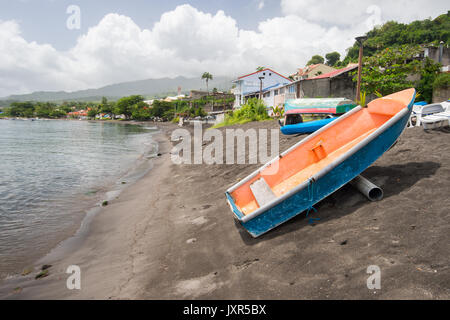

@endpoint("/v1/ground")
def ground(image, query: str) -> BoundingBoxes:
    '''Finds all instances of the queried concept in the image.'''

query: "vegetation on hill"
[354,44,443,102]
[343,12,450,64]
[305,11,449,70]
[307,55,325,66]
[0,76,233,104]
[1,93,234,121]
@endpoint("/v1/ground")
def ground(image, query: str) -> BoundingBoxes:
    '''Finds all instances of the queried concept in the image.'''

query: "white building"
[232,68,292,108]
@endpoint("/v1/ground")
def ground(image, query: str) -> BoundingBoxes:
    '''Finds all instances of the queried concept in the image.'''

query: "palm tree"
[270,106,284,118]
[201,72,213,94]
[256,66,265,72]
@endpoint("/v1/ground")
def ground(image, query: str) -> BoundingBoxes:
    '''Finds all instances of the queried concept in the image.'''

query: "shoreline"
[0,120,161,283]
[0,126,172,299]
[0,121,449,299]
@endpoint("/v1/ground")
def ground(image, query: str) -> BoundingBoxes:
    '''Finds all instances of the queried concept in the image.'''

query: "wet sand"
[0,121,449,299]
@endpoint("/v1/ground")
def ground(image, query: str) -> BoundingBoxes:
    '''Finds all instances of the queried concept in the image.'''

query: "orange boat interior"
[230,89,414,216]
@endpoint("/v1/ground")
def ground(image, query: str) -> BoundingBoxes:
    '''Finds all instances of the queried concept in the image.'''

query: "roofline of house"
[235,68,292,82]
[242,82,291,96]
[305,65,358,80]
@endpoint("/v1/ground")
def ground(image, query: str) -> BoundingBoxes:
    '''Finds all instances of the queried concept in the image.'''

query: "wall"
[300,78,331,98]
[425,46,450,66]
[274,93,285,107]
[297,71,367,102]
[433,86,450,103]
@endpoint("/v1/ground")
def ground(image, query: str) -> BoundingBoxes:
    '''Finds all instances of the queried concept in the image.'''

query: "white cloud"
[280,0,447,27]
[0,2,448,96]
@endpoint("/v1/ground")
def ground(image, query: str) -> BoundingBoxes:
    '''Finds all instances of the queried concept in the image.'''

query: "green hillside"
[342,11,450,64]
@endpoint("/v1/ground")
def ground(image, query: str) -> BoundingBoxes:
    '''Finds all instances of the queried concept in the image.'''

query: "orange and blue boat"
[226,88,416,237]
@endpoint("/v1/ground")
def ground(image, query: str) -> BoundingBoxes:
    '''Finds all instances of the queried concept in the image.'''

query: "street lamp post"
[355,36,367,104]
[258,76,265,100]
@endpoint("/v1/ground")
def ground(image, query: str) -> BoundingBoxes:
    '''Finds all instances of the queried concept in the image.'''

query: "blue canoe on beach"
[226,88,416,237]
[280,98,357,135]
[280,117,337,135]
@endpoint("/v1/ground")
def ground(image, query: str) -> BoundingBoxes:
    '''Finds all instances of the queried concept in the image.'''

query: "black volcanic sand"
[0,120,448,299]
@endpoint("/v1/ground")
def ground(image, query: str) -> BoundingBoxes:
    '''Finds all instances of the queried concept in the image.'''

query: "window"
[263,92,270,98]
[280,88,285,94]
[288,85,295,93]
[274,89,279,95]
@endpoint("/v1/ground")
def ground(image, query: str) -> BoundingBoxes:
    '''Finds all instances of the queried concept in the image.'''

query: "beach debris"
[186,238,197,244]
[102,200,108,206]
[121,181,126,184]
[340,240,348,245]
[35,269,49,279]
[21,267,33,276]
[157,153,162,156]
[234,258,259,270]
[191,216,208,226]
[13,287,22,294]
[41,264,52,270]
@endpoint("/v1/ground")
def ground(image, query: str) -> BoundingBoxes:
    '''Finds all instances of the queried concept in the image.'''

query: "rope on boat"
[306,177,320,224]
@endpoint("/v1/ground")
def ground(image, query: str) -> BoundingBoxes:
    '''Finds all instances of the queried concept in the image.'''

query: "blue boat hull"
[227,105,413,237]
[280,117,337,135]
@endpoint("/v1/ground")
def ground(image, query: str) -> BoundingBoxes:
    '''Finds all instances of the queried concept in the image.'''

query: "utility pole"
[258,76,265,100]
[355,36,367,104]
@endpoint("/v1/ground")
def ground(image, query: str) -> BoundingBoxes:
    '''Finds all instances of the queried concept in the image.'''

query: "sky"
[0,0,448,96]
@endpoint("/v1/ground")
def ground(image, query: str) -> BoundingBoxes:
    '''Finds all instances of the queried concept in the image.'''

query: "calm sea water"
[0,119,158,278]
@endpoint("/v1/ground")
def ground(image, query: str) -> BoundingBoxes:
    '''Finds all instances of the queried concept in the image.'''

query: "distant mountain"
[1,76,233,103]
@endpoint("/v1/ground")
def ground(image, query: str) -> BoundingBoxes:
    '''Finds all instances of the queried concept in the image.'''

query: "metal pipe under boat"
[350,175,383,201]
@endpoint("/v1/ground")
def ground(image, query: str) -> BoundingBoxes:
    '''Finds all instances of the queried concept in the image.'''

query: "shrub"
[433,73,450,89]
[212,98,270,128]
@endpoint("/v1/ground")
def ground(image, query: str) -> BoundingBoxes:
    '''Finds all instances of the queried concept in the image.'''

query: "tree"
[9,101,35,117]
[325,52,341,66]
[201,72,213,94]
[151,100,173,118]
[35,102,58,118]
[256,66,265,71]
[416,58,442,103]
[114,95,144,119]
[342,12,450,63]
[306,55,324,66]
[356,45,428,96]
[87,107,98,119]
[99,96,114,117]
[131,101,152,120]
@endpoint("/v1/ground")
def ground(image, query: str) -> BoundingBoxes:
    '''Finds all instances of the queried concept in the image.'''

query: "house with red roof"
[289,64,337,81]
[231,68,292,108]
[271,63,359,107]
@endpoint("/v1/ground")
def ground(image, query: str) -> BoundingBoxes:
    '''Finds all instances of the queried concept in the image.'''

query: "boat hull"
[280,117,337,135]
[226,94,414,237]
